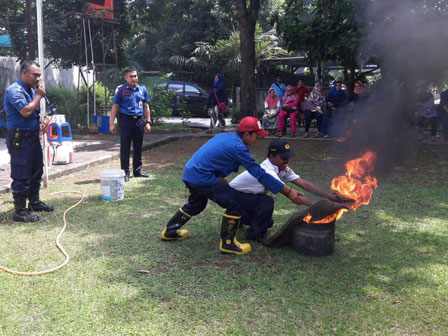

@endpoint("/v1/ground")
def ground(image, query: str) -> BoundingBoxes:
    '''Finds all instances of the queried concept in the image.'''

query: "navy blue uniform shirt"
[182,133,284,194]
[113,83,150,116]
[4,79,40,130]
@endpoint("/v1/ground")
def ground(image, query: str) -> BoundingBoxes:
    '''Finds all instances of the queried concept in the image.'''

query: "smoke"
[335,0,448,173]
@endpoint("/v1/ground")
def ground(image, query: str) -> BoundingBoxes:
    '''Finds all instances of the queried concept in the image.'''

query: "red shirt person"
[294,79,311,105]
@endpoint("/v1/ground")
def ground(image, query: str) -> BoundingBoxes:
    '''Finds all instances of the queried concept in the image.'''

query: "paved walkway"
[0,116,444,194]
[0,130,201,194]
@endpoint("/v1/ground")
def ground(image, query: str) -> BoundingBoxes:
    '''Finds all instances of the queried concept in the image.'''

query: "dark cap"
[268,140,295,158]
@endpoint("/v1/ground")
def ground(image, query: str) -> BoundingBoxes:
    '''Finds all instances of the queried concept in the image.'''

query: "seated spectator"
[303,83,326,138]
[275,85,300,137]
[348,80,364,103]
[262,88,281,133]
[321,81,347,138]
[438,89,448,143]
[417,88,438,142]
[270,75,286,102]
[294,79,311,122]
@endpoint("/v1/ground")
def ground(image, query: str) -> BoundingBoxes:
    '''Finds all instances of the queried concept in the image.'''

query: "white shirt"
[230,158,300,194]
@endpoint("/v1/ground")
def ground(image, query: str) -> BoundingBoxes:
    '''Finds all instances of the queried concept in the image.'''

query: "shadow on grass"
[0,138,446,333]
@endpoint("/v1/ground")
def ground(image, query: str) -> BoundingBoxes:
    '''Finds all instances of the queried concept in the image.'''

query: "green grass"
[0,139,447,335]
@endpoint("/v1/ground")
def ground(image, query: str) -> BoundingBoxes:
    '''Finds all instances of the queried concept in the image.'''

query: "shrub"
[46,86,85,128]
[47,82,113,129]
[149,86,173,124]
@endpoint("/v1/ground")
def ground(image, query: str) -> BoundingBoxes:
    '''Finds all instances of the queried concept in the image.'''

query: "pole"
[36,0,49,188]
[83,18,90,128]
[88,19,96,117]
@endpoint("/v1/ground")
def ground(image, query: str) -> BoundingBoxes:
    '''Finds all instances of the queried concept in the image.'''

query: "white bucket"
[52,142,74,165]
[100,169,125,201]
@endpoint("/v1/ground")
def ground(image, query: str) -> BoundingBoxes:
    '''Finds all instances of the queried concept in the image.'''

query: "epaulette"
[114,84,123,95]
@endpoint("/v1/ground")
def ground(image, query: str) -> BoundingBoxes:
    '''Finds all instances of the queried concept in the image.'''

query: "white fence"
[0,56,92,93]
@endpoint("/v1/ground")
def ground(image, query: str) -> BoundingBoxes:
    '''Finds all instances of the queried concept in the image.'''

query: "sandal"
[303,133,309,138]
[314,132,321,138]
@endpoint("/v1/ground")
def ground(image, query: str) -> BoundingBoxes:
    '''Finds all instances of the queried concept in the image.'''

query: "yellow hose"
[0,191,85,276]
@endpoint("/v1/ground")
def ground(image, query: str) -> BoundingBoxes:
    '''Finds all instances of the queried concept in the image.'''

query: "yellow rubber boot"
[161,209,191,241]
[219,212,251,255]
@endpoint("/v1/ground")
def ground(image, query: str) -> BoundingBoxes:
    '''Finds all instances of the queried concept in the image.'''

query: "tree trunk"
[25,0,36,60]
[236,0,260,118]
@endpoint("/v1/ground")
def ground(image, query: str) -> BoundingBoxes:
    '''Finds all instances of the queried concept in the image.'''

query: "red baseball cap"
[238,116,268,137]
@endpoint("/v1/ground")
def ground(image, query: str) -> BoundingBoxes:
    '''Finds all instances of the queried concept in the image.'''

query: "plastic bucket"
[100,169,125,201]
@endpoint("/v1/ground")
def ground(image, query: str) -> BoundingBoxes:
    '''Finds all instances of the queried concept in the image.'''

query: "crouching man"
[160,117,303,255]
[230,139,344,241]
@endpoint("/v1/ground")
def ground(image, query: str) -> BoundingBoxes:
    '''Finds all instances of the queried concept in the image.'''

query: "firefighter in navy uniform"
[110,66,151,181]
[4,60,54,222]
[160,117,304,255]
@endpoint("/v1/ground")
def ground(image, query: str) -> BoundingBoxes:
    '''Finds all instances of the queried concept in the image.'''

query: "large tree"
[0,0,131,68]
[235,0,260,117]
[279,0,361,90]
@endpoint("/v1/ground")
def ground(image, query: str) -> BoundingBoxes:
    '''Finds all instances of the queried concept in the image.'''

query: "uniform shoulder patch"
[114,85,123,95]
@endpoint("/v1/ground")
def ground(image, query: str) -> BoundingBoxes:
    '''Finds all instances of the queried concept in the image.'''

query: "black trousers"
[6,131,43,198]
[182,181,274,240]
[304,109,323,132]
[119,114,144,175]
[418,115,438,136]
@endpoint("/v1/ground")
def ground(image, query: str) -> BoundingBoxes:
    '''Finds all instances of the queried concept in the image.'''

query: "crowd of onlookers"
[262,75,448,143]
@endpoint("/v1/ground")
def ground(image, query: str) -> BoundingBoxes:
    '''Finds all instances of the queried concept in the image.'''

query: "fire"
[304,151,378,224]
[336,129,353,143]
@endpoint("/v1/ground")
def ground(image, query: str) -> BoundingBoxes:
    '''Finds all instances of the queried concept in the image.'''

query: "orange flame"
[336,129,353,143]
[304,151,378,224]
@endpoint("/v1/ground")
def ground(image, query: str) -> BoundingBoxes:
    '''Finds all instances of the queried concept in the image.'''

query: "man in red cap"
[161,116,303,255]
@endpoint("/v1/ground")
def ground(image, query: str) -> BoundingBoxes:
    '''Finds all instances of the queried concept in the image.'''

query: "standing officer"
[109,66,151,181]
[4,60,54,222]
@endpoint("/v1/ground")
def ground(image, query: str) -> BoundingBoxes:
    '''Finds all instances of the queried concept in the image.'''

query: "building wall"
[0,57,92,93]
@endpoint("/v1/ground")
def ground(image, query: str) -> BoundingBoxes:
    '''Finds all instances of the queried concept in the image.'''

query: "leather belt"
[7,129,39,138]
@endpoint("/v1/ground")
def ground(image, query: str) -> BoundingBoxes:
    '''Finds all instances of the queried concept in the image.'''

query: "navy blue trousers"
[6,132,43,198]
[119,114,144,175]
[304,109,323,132]
[182,181,274,241]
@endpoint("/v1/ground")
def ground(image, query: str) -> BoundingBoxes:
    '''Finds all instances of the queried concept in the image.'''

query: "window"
[185,85,200,94]
[167,84,183,93]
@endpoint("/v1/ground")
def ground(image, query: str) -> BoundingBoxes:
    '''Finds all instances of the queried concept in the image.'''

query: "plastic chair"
[47,122,72,143]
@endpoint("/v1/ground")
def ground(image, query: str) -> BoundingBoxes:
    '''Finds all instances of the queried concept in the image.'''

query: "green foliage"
[0,0,131,67]
[46,82,113,128]
[177,99,192,126]
[46,86,85,128]
[169,26,288,90]
[149,86,174,124]
[278,0,361,79]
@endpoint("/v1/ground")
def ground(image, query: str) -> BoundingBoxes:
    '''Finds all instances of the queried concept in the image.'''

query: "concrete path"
[0,116,444,194]
[0,130,200,194]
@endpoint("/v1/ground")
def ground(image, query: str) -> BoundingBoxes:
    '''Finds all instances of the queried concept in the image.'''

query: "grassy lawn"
[0,138,447,335]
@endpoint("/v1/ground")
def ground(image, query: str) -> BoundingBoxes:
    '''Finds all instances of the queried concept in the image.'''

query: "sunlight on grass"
[0,139,447,335]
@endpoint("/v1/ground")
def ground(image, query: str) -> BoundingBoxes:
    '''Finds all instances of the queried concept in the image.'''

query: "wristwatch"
[145,120,152,126]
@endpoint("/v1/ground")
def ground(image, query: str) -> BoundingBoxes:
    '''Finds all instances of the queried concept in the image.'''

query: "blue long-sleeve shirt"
[206,84,229,106]
[182,133,284,194]
[4,79,40,130]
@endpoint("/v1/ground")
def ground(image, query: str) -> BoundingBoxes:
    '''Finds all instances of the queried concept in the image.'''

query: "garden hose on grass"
[0,191,85,276]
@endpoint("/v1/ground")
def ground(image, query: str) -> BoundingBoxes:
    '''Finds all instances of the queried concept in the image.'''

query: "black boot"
[219,211,251,255]
[161,208,191,241]
[13,197,39,222]
[28,193,54,212]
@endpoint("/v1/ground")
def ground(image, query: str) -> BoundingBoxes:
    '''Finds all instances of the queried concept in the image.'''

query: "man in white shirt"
[230,139,343,240]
